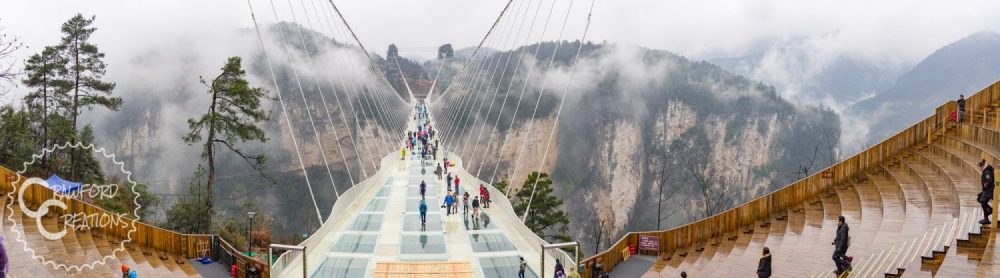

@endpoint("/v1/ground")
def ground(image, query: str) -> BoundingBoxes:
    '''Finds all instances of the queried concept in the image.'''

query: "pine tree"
[0,106,35,168]
[22,45,70,164]
[59,13,120,131]
[512,172,572,242]
[72,125,105,183]
[182,56,270,231]
[59,13,121,179]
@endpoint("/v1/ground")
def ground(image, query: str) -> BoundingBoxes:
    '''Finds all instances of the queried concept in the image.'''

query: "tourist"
[122,265,130,278]
[419,199,428,225]
[472,196,481,219]
[463,192,470,215]
[757,247,771,278]
[452,192,460,214]
[454,176,461,192]
[447,174,453,192]
[401,148,406,160]
[519,257,527,278]
[958,94,966,122]
[420,181,427,200]
[554,259,566,278]
[483,189,491,209]
[128,269,137,278]
[435,163,443,180]
[680,271,687,278]
[979,159,996,224]
[445,193,454,216]
[832,216,851,274]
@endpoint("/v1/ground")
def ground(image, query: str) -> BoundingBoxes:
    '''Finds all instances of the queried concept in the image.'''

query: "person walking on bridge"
[445,193,455,216]
[420,181,427,200]
[463,192,470,215]
[832,215,852,274]
[447,174,453,192]
[518,257,527,278]
[554,259,566,278]
[979,159,995,224]
[419,199,428,225]
[454,176,461,192]
[435,163,443,180]
[472,196,481,220]
[483,189,491,209]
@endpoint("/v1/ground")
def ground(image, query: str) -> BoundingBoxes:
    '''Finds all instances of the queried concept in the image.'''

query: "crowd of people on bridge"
[408,101,498,227]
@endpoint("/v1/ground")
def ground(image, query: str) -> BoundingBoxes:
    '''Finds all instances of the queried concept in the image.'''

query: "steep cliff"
[436,42,840,254]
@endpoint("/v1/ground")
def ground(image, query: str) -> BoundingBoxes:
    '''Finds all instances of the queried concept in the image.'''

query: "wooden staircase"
[636,82,1000,277]
[2,196,201,278]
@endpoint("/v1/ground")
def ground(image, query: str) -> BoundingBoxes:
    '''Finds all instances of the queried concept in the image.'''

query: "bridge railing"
[270,152,396,277]
[580,79,1000,277]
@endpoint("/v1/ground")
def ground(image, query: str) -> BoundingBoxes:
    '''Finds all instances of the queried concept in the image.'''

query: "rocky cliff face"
[436,42,840,254]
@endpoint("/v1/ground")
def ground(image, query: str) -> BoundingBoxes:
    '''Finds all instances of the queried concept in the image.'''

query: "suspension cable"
[245,0,323,224]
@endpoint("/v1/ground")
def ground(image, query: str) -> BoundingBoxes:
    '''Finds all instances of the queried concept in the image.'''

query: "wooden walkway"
[374,261,474,278]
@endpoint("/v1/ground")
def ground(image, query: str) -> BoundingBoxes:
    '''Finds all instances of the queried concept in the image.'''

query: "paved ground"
[609,255,655,277]
[191,260,234,278]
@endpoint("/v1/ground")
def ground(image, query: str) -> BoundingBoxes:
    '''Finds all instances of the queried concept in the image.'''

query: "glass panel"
[348,214,383,232]
[311,257,368,278]
[399,234,447,254]
[479,256,538,278]
[329,234,378,253]
[363,198,388,212]
[468,233,517,253]
[403,213,442,232]
[463,212,498,231]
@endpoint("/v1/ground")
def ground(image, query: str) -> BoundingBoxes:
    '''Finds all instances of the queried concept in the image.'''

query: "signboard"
[638,235,659,251]
[821,171,834,179]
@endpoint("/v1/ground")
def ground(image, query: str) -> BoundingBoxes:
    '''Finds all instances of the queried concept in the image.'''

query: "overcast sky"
[2,0,1000,98]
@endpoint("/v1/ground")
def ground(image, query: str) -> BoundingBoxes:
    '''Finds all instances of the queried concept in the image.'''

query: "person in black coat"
[757,247,772,278]
[979,160,995,225]
[832,216,851,274]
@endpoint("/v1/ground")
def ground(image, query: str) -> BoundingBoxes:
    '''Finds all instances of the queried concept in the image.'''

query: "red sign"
[628,244,637,255]
[821,171,834,179]
[638,235,659,251]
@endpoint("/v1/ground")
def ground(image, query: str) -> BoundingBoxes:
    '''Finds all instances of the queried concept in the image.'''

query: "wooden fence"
[581,80,1000,277]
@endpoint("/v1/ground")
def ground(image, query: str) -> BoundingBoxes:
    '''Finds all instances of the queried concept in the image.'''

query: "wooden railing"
[581,80,1000,277]
[0,166,267,276]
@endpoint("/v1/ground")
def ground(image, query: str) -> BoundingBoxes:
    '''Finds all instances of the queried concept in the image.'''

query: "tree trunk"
[70,37,80,180]
[41,75,48,171]
[205,88,218,233]
[206,140,215,233]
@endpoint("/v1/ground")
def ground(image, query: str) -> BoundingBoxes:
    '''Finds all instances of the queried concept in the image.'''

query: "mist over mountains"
[846,31,1000,146]
[68,20,1000,251]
